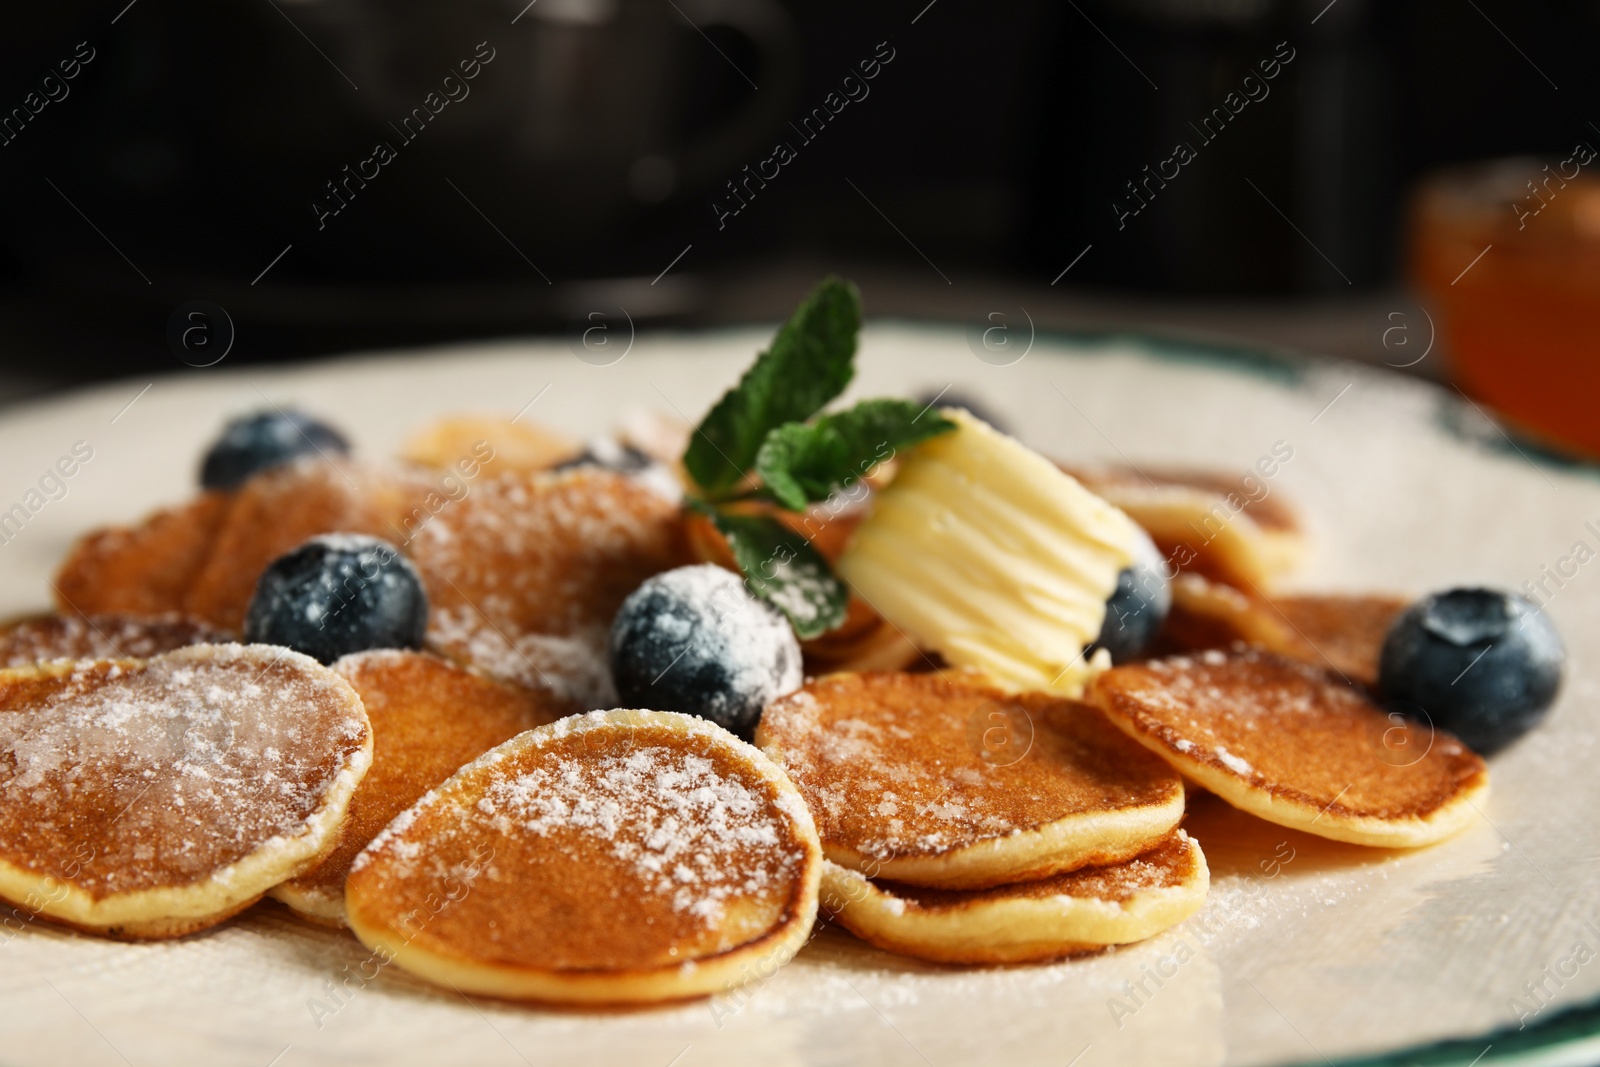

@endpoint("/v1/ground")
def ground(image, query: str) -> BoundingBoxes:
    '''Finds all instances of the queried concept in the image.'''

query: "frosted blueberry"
[609,564,803,738]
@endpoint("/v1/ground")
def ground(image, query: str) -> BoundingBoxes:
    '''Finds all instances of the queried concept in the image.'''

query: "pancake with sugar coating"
[271,650,560,927]
[344,710,821,1004]
[0,644,371,939]
[756,672,1185,890]
[183,458,436,630]
[0,612,229,667]
[1157,578,1408,690]
[821,831,1208,964]
[410,467,690,708]
[52,459,438,632]
[53,492,231,619]
[1270,593,1409,689]
[1089,648,1488,847]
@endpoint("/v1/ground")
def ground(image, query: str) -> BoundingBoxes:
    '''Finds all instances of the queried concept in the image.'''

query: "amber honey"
[1411,156,1600,458]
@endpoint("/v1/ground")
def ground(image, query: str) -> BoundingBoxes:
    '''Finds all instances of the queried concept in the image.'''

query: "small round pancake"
[278,652,566,927]
[410,468,690,709]
[756,672,1186,890]
[798,600,923,675]
[0,644,371,939]
[1156,573,1293,656]
[271,650,562,927]
[0,612,230,667]
[54,491,232,619]
[820,831,1209,964]
[1067,464,1305,589]
[1155,576,1407,690]
[55,458,441,632]
[183,458,437,630]
[1089,649,1489,848]
[345,710,821,1004]
[1270,593,1410,690]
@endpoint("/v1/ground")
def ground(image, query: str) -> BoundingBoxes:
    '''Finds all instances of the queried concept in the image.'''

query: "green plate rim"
[1288,998,1600,1066]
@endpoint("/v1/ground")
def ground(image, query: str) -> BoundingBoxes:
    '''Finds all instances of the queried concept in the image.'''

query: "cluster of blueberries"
[209,408,1564,755]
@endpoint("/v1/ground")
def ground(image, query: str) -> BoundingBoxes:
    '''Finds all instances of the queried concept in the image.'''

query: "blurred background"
[1,0,1597,455]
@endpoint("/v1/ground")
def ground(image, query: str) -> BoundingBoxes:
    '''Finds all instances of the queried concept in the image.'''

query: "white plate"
[0,326,1596,1067]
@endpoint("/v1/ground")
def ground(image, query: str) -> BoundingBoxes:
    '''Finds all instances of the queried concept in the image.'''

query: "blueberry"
[1092,527,1172,663]
[244,534,428,664]
[200,409,350,490]
[1378,588,1564,754]
[609,564,802,739]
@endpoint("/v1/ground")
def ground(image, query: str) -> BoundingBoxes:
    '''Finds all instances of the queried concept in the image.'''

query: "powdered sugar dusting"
[762,674,1178,861]
[411,468,688,708]
[356,711,811,930]
[0,613,230,668]
[427,609,615,709]
[0,644,369,894]
[1214,746,1254,777]
[478,744,787,922]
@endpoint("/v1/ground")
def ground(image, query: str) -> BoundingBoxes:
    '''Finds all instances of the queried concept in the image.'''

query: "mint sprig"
[683,276,860,496]
[702,509,847,639]
[681,277,956,639]
[755,399,956,512]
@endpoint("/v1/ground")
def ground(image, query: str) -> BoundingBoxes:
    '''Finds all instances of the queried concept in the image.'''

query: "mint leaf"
[755,399,957,511]
[703,509,849,639]
[683,277,861,495]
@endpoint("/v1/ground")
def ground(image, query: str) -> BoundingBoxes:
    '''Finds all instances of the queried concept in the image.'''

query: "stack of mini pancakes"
[757,659,1489,965]
[757,671,1206,964]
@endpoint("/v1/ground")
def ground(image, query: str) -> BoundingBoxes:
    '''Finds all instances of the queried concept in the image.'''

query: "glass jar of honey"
[1411,153,1600,458]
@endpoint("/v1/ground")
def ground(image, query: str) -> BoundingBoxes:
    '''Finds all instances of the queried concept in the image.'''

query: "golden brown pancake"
[410,467,690,708]
[1068,464,1304,589]
[344,710,821,1004]
[1155,573,1293,656]
[1270,593,1409,689]
[0,644,371,939]
[183,458,435,630]
[271,650,561,927]
[756,672,1186,889]
[1154,576,1407,689]
[821,831,1209,964]
[53,491,232,618]
[52,459,438,633]
[0,613,229,667]
[1089,648,1489,847]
